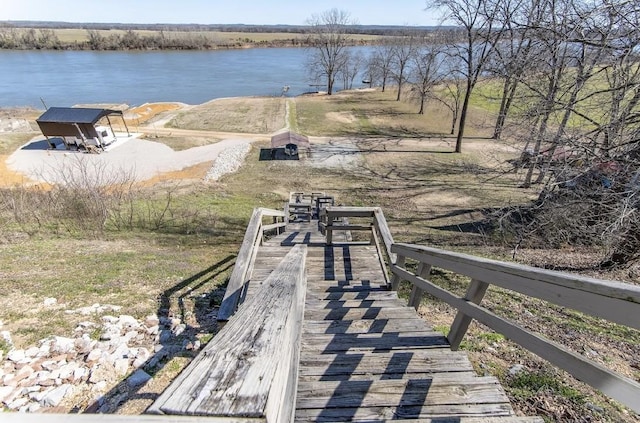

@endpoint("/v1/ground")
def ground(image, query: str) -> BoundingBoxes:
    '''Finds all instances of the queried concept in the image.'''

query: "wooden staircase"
[249,221,534,422]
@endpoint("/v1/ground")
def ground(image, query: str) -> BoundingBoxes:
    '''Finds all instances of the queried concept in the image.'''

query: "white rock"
[114,358,130,376]
[7,349,26,362]
[100,324,121,341]
[86,349,103,362]
[35,370,54,385]
[21,385,41,394]
[52,336,75,353]
[127,369,151,387]
[102,315,119,324]
[118,315,139,328]
[41,360,58,371]
[0,385,18,403]
[43,297,57,306]
[41,384,73,407]
[74,337,95,354]
[24,347,40,358]
[26,402,41,412]
[123,330,139,343]
[7,396,29,410]
[37,343,51,357]
[509,364,525,376]
[58,362,78,380]
[111,343,130,360]
[172,324,186,337]
[146,325,159,335]
[144,315,159,328]
[73,366,88,382]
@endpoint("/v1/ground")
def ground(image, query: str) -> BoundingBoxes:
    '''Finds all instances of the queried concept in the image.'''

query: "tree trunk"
[455,82,472,153]
[493,77,518,140]
[396,78,402,101]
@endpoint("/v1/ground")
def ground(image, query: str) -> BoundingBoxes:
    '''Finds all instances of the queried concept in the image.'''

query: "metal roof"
[271,131,310,148]
[36,107,123,125]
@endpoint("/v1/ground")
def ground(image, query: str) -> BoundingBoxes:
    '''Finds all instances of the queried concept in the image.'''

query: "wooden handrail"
[319,206,395,284]
[150,245,307,421]
[390,242,640,413]
[217,207,286,322]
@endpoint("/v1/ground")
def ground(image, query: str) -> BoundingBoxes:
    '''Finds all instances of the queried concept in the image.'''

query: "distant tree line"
[0,21,450,50]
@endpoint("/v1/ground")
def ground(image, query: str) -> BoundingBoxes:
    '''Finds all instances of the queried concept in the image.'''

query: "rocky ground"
[0,299,215,414]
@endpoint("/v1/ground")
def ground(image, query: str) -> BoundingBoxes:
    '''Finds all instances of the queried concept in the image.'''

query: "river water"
[0,47,372,108]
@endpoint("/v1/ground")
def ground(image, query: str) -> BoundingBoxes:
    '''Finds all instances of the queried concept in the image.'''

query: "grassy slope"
[0,88,638,420]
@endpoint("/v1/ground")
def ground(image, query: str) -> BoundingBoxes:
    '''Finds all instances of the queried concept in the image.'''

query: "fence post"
[408,262,431,310]
[390,254,406,291]
[447,279,490,350]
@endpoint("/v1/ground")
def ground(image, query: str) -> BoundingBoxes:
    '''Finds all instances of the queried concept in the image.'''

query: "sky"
[0,0,441,27]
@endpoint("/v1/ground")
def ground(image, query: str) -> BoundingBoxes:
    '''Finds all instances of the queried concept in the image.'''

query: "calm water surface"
[0,47,371,108]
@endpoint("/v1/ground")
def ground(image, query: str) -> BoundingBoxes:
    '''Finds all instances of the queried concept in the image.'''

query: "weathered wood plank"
[304,306,418,321]
[303,318,432,334]
[305,290,399,301]
[305,298,408,310]
[299,350,474,377]
[295,377,510,409]
[392,265,640,414]
[150,245,307,420]
[0,415,264,423]
[295,408,537,422]
[393,243,640,329]
[301,331,450,352]
[306,280,389,289]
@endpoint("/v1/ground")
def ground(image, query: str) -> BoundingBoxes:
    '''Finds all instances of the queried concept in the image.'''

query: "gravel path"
[6,134,258,186]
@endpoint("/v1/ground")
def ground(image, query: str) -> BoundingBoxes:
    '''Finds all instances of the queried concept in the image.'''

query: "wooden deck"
[248,221,528,422]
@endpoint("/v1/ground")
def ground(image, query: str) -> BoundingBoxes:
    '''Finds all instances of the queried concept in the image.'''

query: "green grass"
[509,370,586,402]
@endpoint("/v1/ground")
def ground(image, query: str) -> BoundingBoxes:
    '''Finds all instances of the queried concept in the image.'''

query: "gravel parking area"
[6,134,258,185]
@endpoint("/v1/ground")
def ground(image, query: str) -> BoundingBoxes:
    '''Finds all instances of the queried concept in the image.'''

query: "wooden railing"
[319,206,395,284]
[149,245,307,422]
[217,207,287,322]
[390,243,640,413]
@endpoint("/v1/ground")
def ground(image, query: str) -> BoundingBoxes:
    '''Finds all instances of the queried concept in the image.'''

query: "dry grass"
[296,89,493,138]
[37,28,379,45]
[0,89,637,419]
[167,97,287,134]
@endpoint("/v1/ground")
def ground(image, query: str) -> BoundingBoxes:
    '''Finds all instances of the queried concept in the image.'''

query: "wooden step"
[303,318,432,334]
[306,290,399,301]
[299,349,474,378]
[301,331,450,352]
[295,376,512,420]
[304,306,419,321]
[305,298,408,310]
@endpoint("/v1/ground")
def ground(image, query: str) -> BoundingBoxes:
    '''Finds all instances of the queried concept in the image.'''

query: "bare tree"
[339,50,364,90]
[392,30,420,101]
[488,0,538,140]
[427,0,506,153]
[306,9,355,95]
[369,42,396,92]
[410,45,445,114]
[432,69,465,134]
[496,0,640,267]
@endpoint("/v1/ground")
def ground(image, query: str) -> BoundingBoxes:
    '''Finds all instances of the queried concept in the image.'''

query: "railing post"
[408,262,431,310]
[390,254,406,291]
[447,278,490,350]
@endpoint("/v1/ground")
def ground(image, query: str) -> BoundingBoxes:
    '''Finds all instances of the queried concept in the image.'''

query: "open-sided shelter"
[36,107,130,150]
[270,131,310,150]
